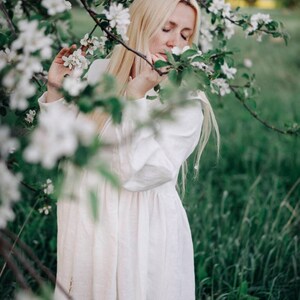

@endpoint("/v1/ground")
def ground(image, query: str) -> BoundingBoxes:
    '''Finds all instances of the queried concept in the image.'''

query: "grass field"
[1,7,299,300]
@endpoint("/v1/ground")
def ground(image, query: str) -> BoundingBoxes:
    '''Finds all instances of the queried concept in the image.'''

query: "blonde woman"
[40,0,219,299]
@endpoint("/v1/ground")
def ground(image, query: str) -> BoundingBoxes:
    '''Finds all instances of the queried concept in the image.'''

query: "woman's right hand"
[46,45,77,103]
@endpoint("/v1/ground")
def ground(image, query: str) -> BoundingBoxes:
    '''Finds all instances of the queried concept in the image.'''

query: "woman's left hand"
[126,54,168,100]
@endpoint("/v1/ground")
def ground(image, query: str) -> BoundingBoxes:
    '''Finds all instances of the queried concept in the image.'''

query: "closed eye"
[181,34,188,41]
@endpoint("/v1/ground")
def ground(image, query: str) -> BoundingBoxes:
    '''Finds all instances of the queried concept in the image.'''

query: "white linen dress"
[38,59,205,300]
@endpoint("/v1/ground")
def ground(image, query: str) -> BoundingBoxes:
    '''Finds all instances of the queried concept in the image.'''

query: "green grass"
[1,7,299,300]
[185,8,300,299]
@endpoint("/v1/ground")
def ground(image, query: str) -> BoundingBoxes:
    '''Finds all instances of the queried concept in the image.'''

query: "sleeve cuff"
[38,92,66,112]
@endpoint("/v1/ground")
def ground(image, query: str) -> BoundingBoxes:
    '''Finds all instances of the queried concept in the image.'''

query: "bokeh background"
[1,1,300,299]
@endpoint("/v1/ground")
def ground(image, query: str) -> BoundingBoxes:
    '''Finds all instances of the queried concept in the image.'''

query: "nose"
[166,33,180,49]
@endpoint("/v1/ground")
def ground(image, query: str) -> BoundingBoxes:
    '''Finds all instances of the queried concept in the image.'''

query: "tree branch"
[230,86,297,135]
[0,1,17,37]
[79,0,165,76]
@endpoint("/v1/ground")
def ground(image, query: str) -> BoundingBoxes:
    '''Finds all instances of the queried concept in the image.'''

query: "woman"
[39,0,219,299]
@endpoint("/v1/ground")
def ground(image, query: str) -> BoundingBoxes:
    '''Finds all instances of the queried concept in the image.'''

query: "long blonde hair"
[94,0,220,191]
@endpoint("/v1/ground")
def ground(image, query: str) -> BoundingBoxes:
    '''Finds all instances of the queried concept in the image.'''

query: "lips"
[159,53,167,60]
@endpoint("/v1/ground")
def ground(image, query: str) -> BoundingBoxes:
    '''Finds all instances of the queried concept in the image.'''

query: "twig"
[230,86,295,135]
[0,196,40,277]
[0,232,44,286]
[3,229,73,300]
[79,0,165,76]
[197,0,285,37]
[0,234,30,290]
[0,1,17,37]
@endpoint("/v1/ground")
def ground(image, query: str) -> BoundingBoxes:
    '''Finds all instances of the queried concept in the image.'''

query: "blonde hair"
[93,0,220,192]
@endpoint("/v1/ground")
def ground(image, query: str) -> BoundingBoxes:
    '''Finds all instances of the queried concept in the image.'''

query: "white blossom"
[99,35,108,53]
[171,46,190,56]
[199,16,215,53]
[38,205,52,215]
[62,49,90,70]
[0,161,21,228]
[25,109,36,124]
[43,179,54,195]
[14,1,23,19]
[103,3,130,41]
[16,55,43,78]
[221,62,237,79]
[0,48,17,71]
[63,76,87,97]
[12,20,53,59]
[24,104,96,169]
[80,33,100,55]
[41,0,72,16]
[244,58,253,68]
[0,126,19,159]
[211,78,231,96]
[208,0,231,18]
[246,13,272,35]
[9,78,36,110]
[224,19,235,40]
[63,68,87,96]
[191,61,214,75]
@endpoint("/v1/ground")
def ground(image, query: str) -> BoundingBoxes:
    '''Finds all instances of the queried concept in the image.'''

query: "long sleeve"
[38,59,110,111]
[116,94,204,192]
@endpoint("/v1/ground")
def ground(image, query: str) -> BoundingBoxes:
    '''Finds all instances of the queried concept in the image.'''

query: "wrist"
[126,87,145,100]
[46,88,63,103]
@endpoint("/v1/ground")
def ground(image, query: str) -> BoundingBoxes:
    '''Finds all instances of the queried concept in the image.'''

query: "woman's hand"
[126,54,168,100]
[46,45,77,103]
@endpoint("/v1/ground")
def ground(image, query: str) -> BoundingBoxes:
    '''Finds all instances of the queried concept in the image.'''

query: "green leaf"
[89,190,99,222]
[154,60,170,68]
[246,98,257,110]
[107,97,123,123]
[146,95,158,101]
[97,164,120,188]
[0,33,8,47]
[165,51,176,65]
[181,49,198,60]
[168,69,178,85]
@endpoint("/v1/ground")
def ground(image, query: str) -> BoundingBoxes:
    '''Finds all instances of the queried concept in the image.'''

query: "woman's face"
[149,2,196,60]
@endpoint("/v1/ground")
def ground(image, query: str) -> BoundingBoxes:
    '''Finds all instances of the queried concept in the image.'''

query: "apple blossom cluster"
[103,2,131,42]
[43,179,54,195]
[38,205,52,215]
[170,46,236,96]
[247,13,272,33]
[211,78,231,96]
[0,127,21,228]
[0,162,21,228]
[246,13,272,41]
[14,1,23,19]
[25,109,37,124]
[1,20,53,110]
[198,11,235,53]
[80,33,105,55]
[23,104,96,169]
[41,0,72,16]
[62,49,90,70]
[221,62,237,80]
[63,68,88,96]
[208,0,231,18]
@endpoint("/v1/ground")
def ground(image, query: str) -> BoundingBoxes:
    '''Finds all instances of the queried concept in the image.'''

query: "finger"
[55,47,69,60]
[65,44,77,57]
